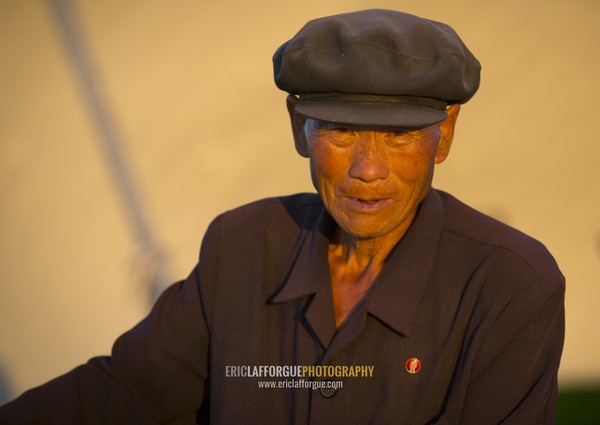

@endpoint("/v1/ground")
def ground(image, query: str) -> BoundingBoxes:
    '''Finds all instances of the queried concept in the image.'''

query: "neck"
[327,211,418,328]
[331,213,415,271]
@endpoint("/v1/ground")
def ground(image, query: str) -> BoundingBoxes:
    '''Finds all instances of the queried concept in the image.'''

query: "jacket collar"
[270,189,445,338]
[269,207,337,349]
[366,189,445,336]
[270,207,335,303]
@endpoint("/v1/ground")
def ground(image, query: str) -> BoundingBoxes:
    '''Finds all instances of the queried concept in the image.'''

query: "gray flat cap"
[273,9,481,128]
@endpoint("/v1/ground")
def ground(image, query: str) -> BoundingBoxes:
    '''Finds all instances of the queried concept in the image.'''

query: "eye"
[384,131,411,145]
[329,127,356,136]
[307,122,359,146]
[384,129,425,146]
[323,127,359,145]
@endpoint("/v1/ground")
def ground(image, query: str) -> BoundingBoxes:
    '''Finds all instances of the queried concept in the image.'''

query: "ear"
[286,95,310,158]
[434,104,460,164]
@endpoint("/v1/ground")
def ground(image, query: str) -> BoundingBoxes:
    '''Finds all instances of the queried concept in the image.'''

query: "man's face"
[302,118,453,240]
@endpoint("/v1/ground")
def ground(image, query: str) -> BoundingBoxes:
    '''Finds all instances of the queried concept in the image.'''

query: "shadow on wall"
[557,386,600,424]
[0,364,14,405]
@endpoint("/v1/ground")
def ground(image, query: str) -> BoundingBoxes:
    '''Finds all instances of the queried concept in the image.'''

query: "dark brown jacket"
[0,190,565,424]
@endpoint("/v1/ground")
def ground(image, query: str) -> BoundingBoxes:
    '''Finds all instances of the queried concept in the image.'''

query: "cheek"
[392,146,437,184]
[309,141,347,182]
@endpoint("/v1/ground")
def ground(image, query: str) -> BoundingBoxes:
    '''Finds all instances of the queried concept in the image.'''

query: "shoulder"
[216,193,323,231]
[434,190,565,338]
[195,194,325,301]
[200,193,324,254]
[436,190,562,282]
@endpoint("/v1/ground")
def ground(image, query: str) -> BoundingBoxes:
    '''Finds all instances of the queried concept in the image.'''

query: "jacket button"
[320,381,337,398]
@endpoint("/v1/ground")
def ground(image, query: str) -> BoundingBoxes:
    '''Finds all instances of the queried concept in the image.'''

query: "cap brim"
[295,101,448,129]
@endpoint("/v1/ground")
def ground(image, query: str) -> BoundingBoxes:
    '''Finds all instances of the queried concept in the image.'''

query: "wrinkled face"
[304,119,446,240]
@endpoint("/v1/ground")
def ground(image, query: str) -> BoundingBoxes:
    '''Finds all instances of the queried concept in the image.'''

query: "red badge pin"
[405,357,421,374]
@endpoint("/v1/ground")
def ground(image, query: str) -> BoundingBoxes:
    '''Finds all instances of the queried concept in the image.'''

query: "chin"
[341,225,390,241]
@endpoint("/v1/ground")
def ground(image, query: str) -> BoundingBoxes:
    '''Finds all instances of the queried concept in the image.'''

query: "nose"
[348,133,390,182]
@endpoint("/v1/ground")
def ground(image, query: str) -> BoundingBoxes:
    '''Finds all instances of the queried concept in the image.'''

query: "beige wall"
[1,0,599,401]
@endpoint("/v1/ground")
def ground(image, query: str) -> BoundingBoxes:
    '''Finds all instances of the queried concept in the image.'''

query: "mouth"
[344,196,391,211]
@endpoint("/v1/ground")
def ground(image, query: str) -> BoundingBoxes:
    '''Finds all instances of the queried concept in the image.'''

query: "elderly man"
[0,9,564,425]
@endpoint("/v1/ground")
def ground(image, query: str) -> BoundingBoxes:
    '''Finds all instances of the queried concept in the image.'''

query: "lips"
[344,196,391,211]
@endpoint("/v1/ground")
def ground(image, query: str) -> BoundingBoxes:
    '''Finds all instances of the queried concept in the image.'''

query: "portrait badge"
[405,357,422,374]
